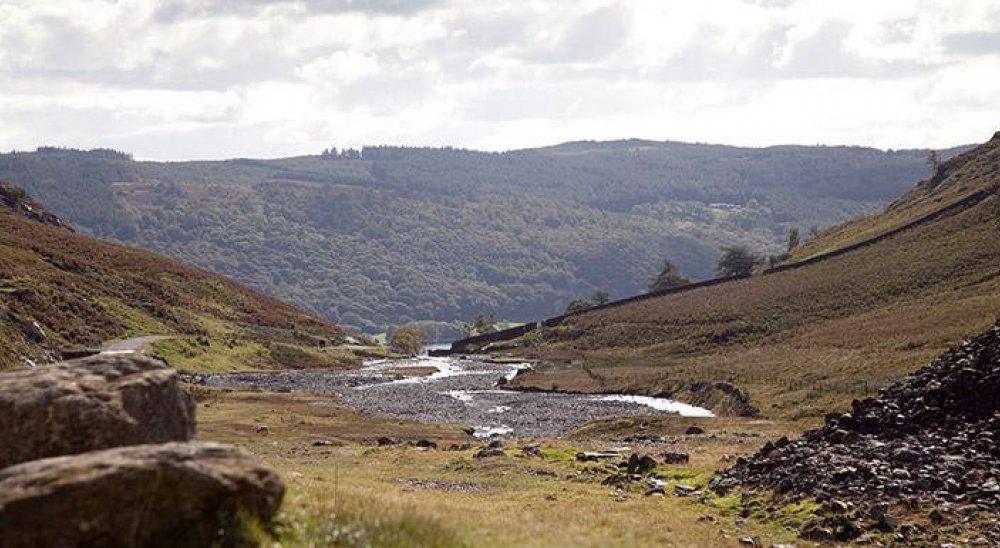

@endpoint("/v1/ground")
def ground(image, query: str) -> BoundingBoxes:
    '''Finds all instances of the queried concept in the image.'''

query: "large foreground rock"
[0,442,285,548]
[0,354,196,468]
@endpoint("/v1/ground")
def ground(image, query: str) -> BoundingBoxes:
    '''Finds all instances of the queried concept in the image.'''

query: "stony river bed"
[191,356,712,438]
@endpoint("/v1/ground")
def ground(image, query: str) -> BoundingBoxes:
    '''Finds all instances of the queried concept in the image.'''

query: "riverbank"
[193,355,714,438]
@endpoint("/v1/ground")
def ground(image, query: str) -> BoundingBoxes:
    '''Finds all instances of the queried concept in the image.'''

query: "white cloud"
[0,0,997,159]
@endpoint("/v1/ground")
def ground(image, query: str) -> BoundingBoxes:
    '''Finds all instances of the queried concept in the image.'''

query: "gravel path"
[191,356,712,438]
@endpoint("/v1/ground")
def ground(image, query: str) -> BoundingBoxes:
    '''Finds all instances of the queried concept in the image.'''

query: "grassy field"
[509,136,1000,422]
[196,388,805,547]
[151,337,361,374]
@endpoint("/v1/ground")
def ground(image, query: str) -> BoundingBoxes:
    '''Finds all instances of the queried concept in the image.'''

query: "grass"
[505,139,1000,421]
[195,389,805,547]
[513,192,1000,420]
[538,447,577,461]
[152,337,271,373]
[276,494,467,548]
[151,335,361,374]
[0,188,347,369]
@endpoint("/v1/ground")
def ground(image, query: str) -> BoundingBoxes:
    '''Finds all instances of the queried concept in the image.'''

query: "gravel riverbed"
[191,356,712,438]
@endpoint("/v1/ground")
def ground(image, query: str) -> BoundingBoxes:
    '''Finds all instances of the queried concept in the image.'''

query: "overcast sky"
[0,0,997,160]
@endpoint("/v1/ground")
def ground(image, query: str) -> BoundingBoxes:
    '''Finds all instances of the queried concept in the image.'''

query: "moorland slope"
[0,183,351,370]
[509,132,1000,421]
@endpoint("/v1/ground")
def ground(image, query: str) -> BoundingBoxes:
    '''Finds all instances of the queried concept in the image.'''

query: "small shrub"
[390,324,426,355]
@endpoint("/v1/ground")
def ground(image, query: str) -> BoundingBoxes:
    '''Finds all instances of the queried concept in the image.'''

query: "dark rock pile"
[713,320,1000,542]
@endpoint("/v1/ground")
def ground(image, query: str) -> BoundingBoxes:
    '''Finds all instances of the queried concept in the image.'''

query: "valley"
[4,2,1000,546]
[0,142,967,334]
[2,132,1000,545]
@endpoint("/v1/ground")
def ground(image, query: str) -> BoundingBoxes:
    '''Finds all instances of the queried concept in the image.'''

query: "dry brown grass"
[0,198,345,369]
[196,389,804,547]
[514,137,1000,421]
[789,134,1000,261]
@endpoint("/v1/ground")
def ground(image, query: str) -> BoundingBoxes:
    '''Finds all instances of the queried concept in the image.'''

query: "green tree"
[591,290,611,306]
[565,298,591,314]
[463,312,498,336]
[787,227,801,252]
[390,324,425,355]
[565,289,613,314]
[648,259,690,293]
[926,150,940,175]
[716,246,756,278]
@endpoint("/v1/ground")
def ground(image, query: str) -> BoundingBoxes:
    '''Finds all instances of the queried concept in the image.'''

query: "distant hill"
[509,132,1000,421]
[0,182,350,370]
[0,141,970,333]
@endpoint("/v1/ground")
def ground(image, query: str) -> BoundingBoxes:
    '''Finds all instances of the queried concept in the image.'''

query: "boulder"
[521,444,543,457]
[625,454,658,475]
[0,354,196,468]
[474,448,505,458]
[0,442,284,548]
[413,439,438,450]
[661,452,690,465]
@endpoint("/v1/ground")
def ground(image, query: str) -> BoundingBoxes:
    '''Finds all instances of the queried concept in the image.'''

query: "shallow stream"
[194,355,712,438]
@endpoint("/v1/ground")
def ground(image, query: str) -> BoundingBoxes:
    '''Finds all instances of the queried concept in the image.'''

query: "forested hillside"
[0,141,965,333]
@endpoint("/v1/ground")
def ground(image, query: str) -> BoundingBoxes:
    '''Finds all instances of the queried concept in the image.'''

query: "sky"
[0,0,997,160]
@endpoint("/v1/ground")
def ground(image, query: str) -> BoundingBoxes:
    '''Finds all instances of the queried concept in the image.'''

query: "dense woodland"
[0,141,966,334]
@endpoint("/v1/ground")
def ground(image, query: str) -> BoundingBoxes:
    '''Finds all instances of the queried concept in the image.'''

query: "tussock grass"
[276,489,468,548]
[198,390,803,547]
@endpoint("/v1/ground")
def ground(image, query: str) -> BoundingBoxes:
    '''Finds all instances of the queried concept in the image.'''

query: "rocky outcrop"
[713,320,1000,542]
[0,442,285,548]
[0,181,71,230]
[0,354,196,468]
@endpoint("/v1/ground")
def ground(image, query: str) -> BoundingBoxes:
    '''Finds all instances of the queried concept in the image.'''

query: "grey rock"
[0,442,284,548]
[521,444,543,457]
[661,451,690,465]
[675,484,698,496]
[892,448,921,464]
[0,354,195,469]
[626,454,657,475]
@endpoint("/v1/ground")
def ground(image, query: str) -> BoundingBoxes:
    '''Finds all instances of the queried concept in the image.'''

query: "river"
[192,355,712,438]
